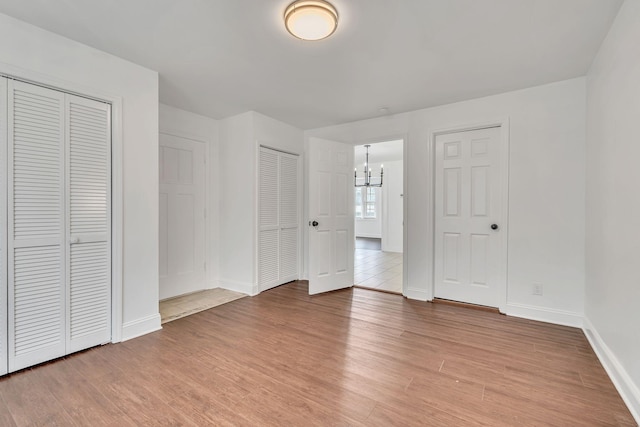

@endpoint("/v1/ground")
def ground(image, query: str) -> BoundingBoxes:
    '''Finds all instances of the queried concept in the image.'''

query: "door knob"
[490,224,498,230]
[309,220,319,227]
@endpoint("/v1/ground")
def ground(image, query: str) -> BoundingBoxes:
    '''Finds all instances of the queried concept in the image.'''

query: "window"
[355,187,377,219]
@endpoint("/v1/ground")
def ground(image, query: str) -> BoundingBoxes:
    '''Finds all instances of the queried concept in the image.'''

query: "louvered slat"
[8,81,66,372]
[280,155,298,226]
[0,77,7,376]
[259,148,278,228]
[66,95,111,353]
[258,148,299,291]
[259,229,279,286]
[69,242,110,341]
[280,227,298,280]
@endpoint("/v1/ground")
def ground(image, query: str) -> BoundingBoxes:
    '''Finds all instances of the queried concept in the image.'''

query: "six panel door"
[434,127,505,308]
[308,137,354,295]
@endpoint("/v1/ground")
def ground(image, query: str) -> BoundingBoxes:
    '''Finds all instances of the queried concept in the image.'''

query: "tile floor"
[354,243,403,294]
[159,288,246,324]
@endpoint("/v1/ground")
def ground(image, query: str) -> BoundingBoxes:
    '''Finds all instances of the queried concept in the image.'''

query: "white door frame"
[0,67,124,343]
[352,135,409,295]
[427,118,510,312]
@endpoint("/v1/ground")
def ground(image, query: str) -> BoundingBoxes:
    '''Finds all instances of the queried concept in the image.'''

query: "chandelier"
[354,145,383,187]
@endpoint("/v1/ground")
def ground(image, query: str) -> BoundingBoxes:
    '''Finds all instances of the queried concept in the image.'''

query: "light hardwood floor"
[160,288,246,324]
[0,281,634,426]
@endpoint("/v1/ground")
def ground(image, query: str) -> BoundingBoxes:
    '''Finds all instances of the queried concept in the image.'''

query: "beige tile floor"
[354,247,403,293]
[159,288,246,324]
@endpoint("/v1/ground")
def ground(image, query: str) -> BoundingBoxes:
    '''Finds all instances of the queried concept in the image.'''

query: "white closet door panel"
[8,80,66,372]
[279,153,298,282]
[259,229,279,288]
[259,148,280,290]
[279,154,298,227]
[66,95,111,352]
[279,227,298,281]
[258,147,299,292]
[0,77,7,375]
[259,148,278,228]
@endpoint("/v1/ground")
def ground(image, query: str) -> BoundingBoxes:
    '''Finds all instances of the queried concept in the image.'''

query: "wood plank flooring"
[0,281,635,426]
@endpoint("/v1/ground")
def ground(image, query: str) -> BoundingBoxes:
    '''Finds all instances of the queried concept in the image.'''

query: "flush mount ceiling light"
[284,0,338,41]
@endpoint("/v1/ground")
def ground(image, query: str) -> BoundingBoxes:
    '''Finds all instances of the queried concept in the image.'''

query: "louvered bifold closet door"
[0,77,8,376]
[8,81,66,372]
[279,153,298,282]
[65,95,111,353]
[258,147,280,291]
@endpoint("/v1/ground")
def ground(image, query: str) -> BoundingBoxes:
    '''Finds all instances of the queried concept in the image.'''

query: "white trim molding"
[583,317,640,424]
[404,288,430,302]
[505,303,583,328]
[121,314,162,342]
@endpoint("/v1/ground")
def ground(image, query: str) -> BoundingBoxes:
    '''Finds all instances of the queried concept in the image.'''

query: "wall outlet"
[533,284,543,296]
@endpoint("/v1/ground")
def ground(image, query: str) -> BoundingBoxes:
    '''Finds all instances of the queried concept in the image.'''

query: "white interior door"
[65,94,112,353]
[308,137,354,295]
[0,77,7,376]
[159,133,206,300]
[434,127,506,308]
[8,81,66,371]
[258,147,299,292]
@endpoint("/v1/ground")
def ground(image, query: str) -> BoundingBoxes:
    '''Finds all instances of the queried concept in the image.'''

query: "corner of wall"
[583,317,640,424]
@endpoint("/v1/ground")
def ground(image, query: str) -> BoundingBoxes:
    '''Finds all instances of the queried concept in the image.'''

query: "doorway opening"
[353,140,404,294]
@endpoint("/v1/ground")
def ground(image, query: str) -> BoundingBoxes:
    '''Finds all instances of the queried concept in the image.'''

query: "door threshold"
[354,285,402,296]
[432,298,501,314]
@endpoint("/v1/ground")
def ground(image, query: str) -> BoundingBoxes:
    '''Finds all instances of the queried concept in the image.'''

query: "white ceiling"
[354,140,403,167]
[0,0,622,129]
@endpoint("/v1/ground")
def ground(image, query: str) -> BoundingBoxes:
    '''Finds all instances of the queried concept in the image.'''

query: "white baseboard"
[121,313,162,342]
[381,246,403,253]
[355,233,382,239]
[404,287,430,301]
[219,278,258,296]
[583,317,640,424]
[505,303,583,328]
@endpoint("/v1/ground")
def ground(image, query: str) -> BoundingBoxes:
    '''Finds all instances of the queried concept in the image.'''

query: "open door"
[308,137,354,295]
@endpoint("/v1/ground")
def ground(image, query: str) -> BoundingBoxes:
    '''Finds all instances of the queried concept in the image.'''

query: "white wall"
[584,0,640,419]
[219,111,304,295]
[382,160,403,253]
[219,112,255,293]
[0,13,160,340]
[307,78,586,326]
[159,104,220,290]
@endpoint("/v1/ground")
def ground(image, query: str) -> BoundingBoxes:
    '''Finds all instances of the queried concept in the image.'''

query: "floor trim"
[433,298,501,313]
[583,317,640,424]
[121,313,162,341]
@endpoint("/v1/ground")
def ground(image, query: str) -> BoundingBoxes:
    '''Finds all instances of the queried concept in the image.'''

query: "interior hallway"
[354,238,403,294]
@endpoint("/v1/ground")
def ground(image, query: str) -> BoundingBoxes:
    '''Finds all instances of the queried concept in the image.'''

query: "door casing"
[428,118,510,312]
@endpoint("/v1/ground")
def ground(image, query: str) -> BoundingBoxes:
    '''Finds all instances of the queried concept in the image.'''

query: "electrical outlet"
[533,284,543,296]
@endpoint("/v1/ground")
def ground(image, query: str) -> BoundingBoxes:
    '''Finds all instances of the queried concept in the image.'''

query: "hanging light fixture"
[284,0,339,41]
[355,145,383,187]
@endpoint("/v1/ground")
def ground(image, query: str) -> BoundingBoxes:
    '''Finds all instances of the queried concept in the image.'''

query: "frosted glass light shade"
[284,0,338,41]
